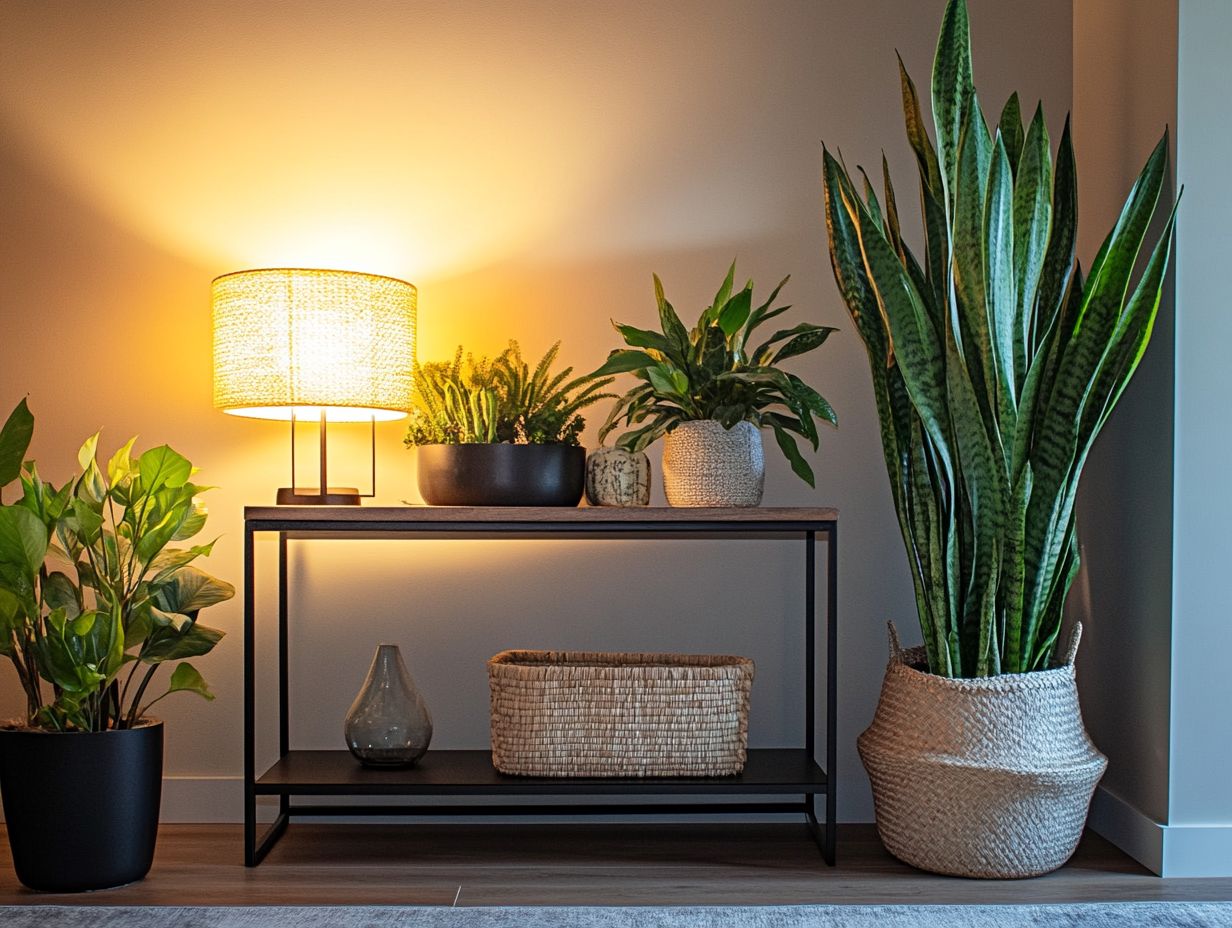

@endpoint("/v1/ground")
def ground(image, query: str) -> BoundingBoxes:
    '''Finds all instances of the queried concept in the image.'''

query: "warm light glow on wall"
[0,2,764,280]
[211,268,416,422]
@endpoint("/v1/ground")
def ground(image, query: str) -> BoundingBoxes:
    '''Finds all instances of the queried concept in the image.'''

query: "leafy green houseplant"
[406,341,613,447]
[593,264,837,506]
[406,342,615,506]
[823,0,1176,877]
[0,397,232,891]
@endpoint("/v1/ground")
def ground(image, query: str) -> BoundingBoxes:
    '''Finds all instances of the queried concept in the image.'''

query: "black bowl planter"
[0,721,163,892]
[416,444,585,506]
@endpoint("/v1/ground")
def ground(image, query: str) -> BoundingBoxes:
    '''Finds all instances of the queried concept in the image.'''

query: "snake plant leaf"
[1012,104,1053,382]
[1083,197,1179,441]
[897,52,942,195]
[1035,134,1168,478]
[860,167,885,234]
[943,318,1005,675]
[997,93,1025,176]
[951,95,997,414]
[897,54,949,301]
[905,424,944,671]
[984,131,1019,421]
[931,0,975,208]
[1034,117,1078,353]
[881,155,904,252]
[823,150,889,364]
[843,156,953,469]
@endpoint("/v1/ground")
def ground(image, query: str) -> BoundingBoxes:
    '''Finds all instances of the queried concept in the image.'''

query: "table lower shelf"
[254,748,827,797]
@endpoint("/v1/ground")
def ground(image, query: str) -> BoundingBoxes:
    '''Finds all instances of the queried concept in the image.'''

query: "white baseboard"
[1088,785,1165,874]
[1089,784,1232,877]
[160,775,244,823]
[1160,821,1232,878]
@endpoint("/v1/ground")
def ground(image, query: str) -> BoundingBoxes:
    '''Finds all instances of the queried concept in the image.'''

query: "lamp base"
[276,487,362,506]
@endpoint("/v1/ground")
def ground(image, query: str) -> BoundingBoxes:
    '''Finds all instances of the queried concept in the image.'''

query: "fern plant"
[822,0,1178,677]
[592,263,837,487]
[405,342,614,447]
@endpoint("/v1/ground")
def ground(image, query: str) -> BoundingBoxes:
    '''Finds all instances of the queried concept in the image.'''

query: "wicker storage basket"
[858,623,1107,879]
[488,650,754,777]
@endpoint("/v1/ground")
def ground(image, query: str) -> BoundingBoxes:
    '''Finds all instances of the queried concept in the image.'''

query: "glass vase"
[344,644,433,767]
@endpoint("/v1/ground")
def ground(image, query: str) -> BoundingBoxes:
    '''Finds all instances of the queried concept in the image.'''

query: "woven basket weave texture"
[857,623,1107,879]
[662,420,765,507]
[488,651,753,777]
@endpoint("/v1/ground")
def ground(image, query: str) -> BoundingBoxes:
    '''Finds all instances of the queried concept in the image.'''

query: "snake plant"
[823,0,1179,678]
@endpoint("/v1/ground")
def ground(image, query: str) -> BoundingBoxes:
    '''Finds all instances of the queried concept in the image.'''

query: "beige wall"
[0,0,1072,821]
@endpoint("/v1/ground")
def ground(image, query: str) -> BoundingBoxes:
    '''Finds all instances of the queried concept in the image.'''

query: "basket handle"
[886,621,903,662]
[1063,621,1084,666]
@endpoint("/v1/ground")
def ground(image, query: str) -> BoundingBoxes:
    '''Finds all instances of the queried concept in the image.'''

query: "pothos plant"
[0,399,232,732]
[592,263,838,487]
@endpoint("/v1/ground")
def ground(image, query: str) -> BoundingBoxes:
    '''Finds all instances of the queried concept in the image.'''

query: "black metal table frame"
[243,511,838,867]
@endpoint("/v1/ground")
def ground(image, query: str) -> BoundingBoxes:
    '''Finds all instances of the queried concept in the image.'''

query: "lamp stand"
[276,410,372,506]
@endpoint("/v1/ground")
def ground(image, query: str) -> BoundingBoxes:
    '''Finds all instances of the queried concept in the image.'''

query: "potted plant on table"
[405,341,614,506]
[592,263,837,506]
[822,0,1178,877]
[0,398,232,892]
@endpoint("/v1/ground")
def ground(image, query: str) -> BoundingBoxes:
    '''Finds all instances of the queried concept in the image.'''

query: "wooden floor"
[2,823,1231,906]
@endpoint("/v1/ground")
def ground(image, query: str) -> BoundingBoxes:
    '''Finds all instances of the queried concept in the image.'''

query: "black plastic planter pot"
[0,721,163,892]
[416,443,585,506]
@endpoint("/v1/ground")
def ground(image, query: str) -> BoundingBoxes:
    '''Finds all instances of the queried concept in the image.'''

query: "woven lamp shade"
[212,268,416,422]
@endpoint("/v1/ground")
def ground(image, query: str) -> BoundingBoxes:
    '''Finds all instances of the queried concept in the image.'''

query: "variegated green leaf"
[931,0,975,209]
[1011,104,1052,385]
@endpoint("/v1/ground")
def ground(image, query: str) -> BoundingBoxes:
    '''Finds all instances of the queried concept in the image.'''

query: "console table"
[243,505,838,866]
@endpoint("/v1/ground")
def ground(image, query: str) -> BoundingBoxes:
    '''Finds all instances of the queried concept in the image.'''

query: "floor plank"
[1,824,1230,906]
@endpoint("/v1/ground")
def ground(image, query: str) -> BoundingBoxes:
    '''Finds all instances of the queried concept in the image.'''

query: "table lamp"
[212,268,417,505]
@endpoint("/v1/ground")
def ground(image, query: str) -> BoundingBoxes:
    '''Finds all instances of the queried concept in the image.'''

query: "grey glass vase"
[344,644,433,767]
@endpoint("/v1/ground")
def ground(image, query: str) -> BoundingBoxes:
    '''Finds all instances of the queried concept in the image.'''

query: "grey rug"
[1,904,1230,927]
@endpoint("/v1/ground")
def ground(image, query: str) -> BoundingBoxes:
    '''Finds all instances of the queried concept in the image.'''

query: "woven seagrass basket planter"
[488,650,753,777]
[662,420,765,507]
[858,623,1107,879]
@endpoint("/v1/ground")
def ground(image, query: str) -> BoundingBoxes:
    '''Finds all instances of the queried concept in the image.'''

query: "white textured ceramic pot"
[858,623,1107,879]
[585,448,651,507]
[662,420,764,507]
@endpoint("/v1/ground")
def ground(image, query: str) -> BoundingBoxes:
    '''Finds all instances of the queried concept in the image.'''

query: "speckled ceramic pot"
[585,448,651,507]
[662,420,764,507]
